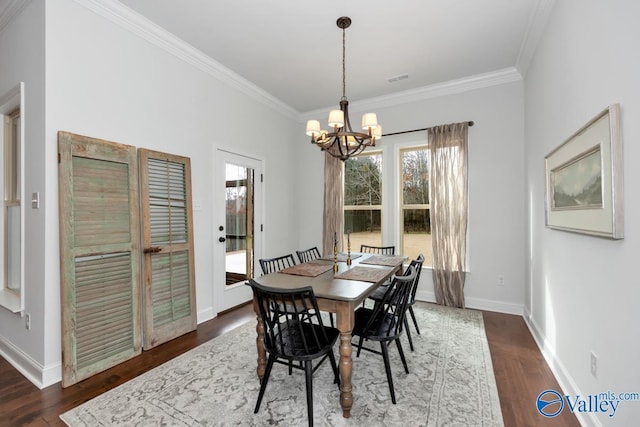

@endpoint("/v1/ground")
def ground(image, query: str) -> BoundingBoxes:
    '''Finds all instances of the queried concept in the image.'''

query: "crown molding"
[0,0,31,34]
[72,0,528,124]
[300,67,523,122]
[73,0,299,121]
[516,0,557,76]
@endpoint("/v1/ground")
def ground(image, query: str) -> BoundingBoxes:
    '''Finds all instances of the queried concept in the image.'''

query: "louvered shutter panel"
[139,149,196,349]
[58,132,141,387]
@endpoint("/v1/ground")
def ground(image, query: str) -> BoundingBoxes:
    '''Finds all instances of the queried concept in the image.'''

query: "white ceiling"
[116,0,545,113]
[1,0,546,114]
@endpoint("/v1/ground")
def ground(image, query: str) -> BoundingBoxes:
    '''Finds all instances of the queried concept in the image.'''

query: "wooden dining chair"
[367,254,424,351]
[295,246,322,264]
[259,251,334,327]
[247,280,340,427]
[259,254,296,275]
[360,244,395,255]
[295,246,335,328]
[352,266,416,404]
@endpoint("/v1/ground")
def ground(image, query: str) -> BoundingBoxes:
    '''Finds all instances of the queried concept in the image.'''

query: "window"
[4,109,21,291]
[342,134,468,270]
[400,146,432,265]
[342,144,433,266]
[0,82,24,313]
[343,151,382,252]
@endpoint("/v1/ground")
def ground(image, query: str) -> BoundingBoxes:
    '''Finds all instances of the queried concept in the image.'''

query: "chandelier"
[305,16,382,161]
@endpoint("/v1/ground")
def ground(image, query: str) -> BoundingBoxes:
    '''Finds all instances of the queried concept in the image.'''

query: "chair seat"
[269,321,340,360]
[368,284,389,302]
[368,283,403,306]
[354,307,398,341]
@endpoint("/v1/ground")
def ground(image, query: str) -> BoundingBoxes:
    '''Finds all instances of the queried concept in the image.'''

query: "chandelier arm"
[342,101,353,133]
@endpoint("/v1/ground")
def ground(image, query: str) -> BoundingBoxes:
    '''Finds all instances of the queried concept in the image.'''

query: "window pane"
[6,205,20,291]
[402,147,429,205]
[344,153,382,206]
[344,209,382,250]
[225,163,255,283]
[401,146,431,265]
[402,208,432,265]
[344,152,383,252]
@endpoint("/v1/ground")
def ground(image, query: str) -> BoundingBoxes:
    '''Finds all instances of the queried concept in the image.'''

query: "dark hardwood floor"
[0,304,580,426]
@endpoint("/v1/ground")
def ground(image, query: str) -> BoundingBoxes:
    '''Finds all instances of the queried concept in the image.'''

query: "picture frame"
[545,104,624,239]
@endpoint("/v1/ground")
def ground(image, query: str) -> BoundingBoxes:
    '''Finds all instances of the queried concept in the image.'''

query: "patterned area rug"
[60,302,504,426]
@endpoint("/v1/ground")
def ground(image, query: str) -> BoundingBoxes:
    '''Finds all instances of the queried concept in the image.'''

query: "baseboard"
[0,334,60,389]
[523,309,600,427]
[416,290,524,315]
[197,307,216,324]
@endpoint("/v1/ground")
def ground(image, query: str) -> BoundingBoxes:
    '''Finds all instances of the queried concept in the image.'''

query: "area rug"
[60,302,504,426]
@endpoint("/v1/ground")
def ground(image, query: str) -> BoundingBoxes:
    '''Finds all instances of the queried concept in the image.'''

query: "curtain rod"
[382,121,474,137]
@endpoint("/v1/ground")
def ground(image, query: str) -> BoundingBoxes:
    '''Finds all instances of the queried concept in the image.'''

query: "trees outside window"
[343,152,382,251]
[401,147,432,264]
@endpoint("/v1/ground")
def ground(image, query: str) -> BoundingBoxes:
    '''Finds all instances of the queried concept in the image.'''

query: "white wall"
[524,1,640,425]
[0,0,48,386]
[296,81,527,315]
[1,0,300,388]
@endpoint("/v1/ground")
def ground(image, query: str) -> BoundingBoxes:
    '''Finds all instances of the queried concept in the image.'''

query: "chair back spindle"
[259,254,296,275]
[296,247,322,264]
[360,244,395,255]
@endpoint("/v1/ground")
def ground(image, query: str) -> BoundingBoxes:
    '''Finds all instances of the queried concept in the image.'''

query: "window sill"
[0,289,22,313]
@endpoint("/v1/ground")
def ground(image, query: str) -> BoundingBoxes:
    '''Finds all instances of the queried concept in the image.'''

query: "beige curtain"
[322,152,344,256]
[428,122,469,308]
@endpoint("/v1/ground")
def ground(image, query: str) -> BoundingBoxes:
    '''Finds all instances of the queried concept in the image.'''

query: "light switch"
[31,192,40,209]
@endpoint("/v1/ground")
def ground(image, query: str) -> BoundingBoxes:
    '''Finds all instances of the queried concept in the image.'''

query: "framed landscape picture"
[545,104,624,239]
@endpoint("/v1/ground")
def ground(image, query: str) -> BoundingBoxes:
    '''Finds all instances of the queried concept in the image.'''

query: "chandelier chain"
[342,26,346,100]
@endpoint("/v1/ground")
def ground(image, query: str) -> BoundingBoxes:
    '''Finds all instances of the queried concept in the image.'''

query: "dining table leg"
[253,297,267,380]
[336,301,354,418]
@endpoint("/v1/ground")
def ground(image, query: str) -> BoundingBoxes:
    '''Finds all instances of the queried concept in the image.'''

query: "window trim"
[0,82,25,314]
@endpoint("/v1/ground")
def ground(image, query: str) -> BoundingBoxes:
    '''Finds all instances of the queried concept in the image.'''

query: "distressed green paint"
[58,131,142,388]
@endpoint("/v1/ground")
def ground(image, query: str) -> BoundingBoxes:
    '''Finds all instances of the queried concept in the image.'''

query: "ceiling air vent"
[387,74,409,83]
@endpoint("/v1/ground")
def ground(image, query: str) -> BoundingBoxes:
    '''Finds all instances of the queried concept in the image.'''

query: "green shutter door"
[58,131,142,387]
[138,149,196,349]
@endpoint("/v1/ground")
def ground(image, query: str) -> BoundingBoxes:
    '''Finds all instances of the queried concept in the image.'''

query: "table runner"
[334,266,391,283]
[278,262,333,277]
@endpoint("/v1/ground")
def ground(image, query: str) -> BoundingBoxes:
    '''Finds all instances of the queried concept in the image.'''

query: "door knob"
[219,237,226,242]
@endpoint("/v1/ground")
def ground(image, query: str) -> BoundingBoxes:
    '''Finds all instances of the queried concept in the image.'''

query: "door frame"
[212,148,263,315]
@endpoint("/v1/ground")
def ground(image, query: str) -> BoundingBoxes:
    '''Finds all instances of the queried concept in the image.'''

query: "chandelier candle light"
[305,17,382,161]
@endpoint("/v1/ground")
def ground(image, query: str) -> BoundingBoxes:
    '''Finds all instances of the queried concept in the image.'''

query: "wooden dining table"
[250,252,406,418]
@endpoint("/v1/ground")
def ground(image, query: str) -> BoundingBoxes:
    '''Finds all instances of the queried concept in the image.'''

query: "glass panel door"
[224,163,254,285]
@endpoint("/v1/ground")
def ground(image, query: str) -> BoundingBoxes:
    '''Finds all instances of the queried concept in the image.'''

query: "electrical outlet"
[497,274,505,286]
[590,351,598,378]
[25,313,31,330]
